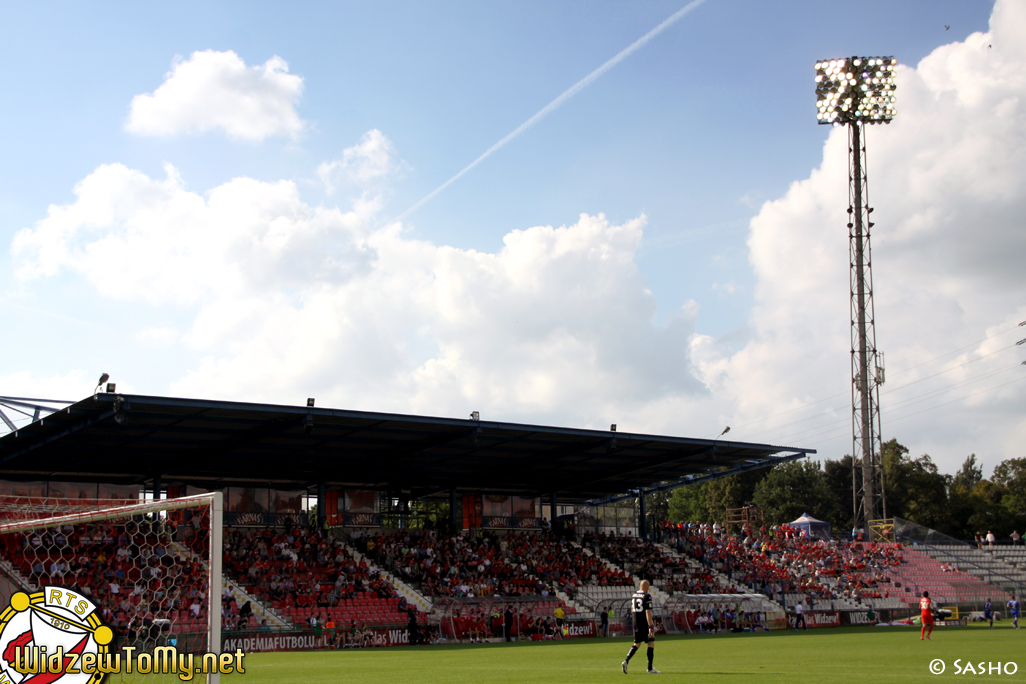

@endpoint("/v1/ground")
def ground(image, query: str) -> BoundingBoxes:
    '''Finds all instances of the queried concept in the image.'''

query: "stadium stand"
[0,392,820,650]
[612,521,941,612]
[347,528,653,627]
[917,544,1026,594]
[222,526,418,628]
[881,546,1012,605]
[987,545,1026,578]
[5,506,1017,651]
[353,528,630,600]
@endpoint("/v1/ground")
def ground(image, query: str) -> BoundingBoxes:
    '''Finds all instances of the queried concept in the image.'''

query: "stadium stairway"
[572,541,662,605]
[573,541,632,581]
[653,543,737,595]
[340,542,432,613]
[169,540,291,628]
[224,579,291,628]
[0,556,34,596]
[554,589,594,619]
[574,540,688,609]
[650,542,789,613]
[644,579,672,606]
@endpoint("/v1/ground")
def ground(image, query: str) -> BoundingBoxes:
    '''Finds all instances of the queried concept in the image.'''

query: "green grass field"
[220,624,1023,684]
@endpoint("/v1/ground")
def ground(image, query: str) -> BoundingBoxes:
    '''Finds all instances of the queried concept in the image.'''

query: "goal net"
[0,492,223,683]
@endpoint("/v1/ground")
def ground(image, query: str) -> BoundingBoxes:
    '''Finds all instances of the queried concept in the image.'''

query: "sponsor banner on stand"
[223,631,328,652]
[482,516,543,529]
[563,620,596,638]
[840,610,877,626]
[224,512,309,527]
[223,626,411,652]
[343,512,382,527]
[373,626,411,646]
[788,611,841,629]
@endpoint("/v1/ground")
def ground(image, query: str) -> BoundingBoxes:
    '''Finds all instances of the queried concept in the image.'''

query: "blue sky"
[2,0,1023,475]
[2,1,991,327]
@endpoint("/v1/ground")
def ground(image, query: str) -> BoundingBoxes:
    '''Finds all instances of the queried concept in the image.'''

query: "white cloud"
[9,0,1026,477]
[135,325,180,346]
[12,162,373,307]
[317,129,407,194]
[0,370,95,432]
[12,163,705,424]
[125,50,305,141]
[712,281,738,294]
[702,0,1026,474]
[0,371,92,403]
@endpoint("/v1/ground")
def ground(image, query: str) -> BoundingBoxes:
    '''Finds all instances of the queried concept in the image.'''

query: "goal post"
[0,491,223,683]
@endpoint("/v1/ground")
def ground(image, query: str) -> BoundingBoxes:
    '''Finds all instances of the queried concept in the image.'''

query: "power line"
[724,319,1024,436]
[770,372,1026,447]
[883,363,1019,412]
[882,342,1019,395]
[886,321,1024,379]
[738,360,1017,447]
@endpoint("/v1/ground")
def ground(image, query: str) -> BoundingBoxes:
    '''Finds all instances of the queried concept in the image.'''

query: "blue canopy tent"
[790,513,831,540]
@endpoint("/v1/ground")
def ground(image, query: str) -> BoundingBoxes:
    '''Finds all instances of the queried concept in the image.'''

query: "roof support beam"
[582,452,808,506]
[0,408,116,466]
[555,445,717,494]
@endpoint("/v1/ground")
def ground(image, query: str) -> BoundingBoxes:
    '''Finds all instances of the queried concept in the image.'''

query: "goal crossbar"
[0,492,220,533]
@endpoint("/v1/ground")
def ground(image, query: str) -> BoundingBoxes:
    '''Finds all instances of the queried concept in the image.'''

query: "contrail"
[396,0,708,222]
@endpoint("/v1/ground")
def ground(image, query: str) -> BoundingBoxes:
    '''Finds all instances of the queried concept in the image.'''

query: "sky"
[1,0,1023,479]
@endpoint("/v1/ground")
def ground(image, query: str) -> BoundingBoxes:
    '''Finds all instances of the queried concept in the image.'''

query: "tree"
[822,455,856,531]
[993,458,1026,518]
[951,454,983,492]
[945,454,984,538]
[751,460,838,526]
[668,482,709,523]
[644,490,673,523]
[965,480,1012,539]
[705,469,770,526]
[881,439,951,533]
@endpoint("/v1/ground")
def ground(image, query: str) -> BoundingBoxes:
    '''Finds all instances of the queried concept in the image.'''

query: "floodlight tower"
[814,56,897,534]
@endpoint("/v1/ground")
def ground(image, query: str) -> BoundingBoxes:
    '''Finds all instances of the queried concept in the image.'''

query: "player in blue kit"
[1008,595,1020,629]
[984,599,993,628]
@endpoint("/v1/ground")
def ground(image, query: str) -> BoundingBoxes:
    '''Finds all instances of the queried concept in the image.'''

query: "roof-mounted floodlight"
[94,373,110,398]
[815,56,897,126]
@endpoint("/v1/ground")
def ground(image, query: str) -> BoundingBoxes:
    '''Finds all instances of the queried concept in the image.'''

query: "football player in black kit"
[622,580,659,674]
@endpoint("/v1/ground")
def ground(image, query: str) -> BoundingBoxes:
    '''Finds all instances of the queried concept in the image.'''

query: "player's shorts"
[633,622,654,643]
[921,613,934,624]
[556,618,565,628]
[1011,611,1020,619]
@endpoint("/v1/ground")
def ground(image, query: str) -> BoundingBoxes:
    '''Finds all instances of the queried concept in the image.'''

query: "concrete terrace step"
[343,542,433,613]
[170,540,291,629]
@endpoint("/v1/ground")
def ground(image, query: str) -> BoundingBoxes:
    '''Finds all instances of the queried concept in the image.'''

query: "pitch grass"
[221,623,1023,684]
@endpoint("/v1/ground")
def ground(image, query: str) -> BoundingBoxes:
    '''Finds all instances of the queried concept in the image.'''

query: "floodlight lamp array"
[815,57,897,125]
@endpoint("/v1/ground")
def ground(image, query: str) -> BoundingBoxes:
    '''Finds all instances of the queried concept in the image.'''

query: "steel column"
[848,122,885,532]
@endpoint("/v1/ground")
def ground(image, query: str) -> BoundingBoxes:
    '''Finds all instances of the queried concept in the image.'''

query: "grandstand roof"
[0,393,815,503]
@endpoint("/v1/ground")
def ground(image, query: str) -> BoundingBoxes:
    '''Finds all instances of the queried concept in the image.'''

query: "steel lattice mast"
[815,56,896,533]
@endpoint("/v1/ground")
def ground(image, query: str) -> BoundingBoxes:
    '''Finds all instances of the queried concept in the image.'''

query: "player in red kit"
[919,591,934,640]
